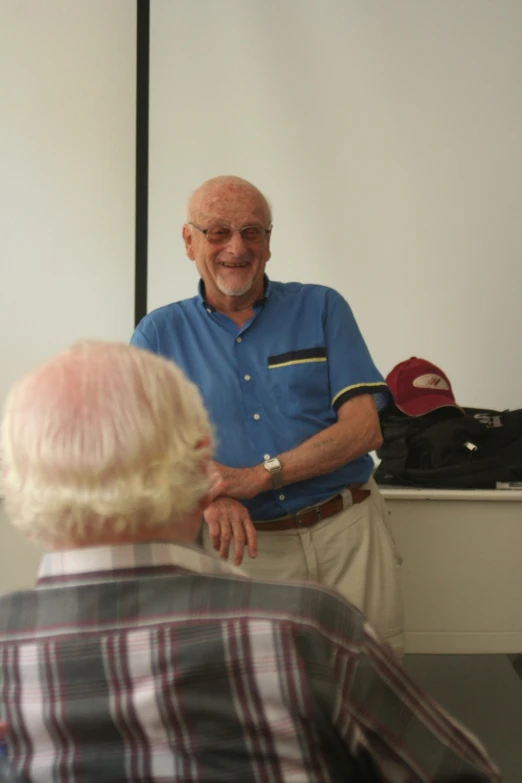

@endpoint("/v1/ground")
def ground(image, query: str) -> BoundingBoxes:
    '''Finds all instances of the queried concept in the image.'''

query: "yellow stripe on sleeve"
[331,382,387,407]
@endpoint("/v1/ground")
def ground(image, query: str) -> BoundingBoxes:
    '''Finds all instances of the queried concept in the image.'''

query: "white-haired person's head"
[1,341,215,548]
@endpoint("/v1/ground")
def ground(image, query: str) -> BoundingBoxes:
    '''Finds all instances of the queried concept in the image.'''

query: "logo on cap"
[412,374,450,391]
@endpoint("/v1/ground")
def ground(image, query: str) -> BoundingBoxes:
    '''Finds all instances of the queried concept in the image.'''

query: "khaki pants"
[202,479,404,658]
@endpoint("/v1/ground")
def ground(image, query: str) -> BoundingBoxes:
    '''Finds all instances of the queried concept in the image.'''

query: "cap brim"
[395,395,462,417]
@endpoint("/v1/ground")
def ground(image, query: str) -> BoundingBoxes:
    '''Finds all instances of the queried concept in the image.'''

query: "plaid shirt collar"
[36,542,246,588]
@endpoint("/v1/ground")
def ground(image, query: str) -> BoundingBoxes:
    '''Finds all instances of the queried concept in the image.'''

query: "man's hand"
[203,496,258,566]
[212,462,269,500]
[205,466,225,504]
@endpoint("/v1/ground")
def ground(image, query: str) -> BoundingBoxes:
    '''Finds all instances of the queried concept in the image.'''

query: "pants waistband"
[253,483,370,532]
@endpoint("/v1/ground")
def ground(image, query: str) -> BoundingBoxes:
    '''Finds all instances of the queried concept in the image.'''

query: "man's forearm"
[216,395,382,499]
[277,416,380,488]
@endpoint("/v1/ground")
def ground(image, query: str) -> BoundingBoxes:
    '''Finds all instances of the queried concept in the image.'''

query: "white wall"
[148,0,522,411]
[0,0,137,590]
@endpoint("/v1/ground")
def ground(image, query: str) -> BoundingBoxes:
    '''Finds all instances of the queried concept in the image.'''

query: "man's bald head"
[186,176,272,226]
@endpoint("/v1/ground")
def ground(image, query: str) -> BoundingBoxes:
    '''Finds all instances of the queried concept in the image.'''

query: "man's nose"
[225,230,248,254]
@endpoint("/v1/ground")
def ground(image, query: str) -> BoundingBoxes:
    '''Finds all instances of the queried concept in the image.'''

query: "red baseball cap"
[386,357,461,416]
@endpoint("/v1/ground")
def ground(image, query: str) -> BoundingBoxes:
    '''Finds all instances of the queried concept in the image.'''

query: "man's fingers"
[230,516,246,566]
[205,516,221,552]
[244,518,258,560]
[204,499,256,566]
[218,517,233,561]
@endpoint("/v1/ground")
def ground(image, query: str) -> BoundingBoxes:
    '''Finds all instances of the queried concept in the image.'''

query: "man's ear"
[182,224,195,260]
[265,229,272,262]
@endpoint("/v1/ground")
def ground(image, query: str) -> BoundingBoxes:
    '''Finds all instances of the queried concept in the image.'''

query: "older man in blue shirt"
[131,175,403,656]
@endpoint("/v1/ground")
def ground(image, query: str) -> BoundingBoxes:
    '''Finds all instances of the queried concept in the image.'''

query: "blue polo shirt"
[131,279,388,521]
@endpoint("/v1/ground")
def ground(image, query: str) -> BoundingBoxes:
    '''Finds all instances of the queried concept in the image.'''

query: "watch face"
[265,458,280,472]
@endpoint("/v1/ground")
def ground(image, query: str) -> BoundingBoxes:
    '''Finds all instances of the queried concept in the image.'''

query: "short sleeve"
[324,289,389,413]
[130,322,156,352]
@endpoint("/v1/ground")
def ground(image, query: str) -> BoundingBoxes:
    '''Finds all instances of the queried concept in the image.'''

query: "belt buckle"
[295,505,322,528]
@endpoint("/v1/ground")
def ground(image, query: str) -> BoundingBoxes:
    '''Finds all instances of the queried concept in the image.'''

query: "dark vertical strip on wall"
[134,0,150,327]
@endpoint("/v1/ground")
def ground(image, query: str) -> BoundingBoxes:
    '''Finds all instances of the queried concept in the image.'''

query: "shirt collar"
[36,542,247,588]
[198,275,272,312]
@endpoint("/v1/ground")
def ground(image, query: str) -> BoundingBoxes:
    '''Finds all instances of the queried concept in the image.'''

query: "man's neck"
[214,299,256,328]
[203,283,265,328]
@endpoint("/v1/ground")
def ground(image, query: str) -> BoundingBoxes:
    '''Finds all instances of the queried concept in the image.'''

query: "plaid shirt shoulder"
[0,549,500,783]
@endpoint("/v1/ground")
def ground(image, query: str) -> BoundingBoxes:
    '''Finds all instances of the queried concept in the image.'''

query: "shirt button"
[236,337,242,343]
[264,454,270,460]
[206,308,212,313]
[279,494,285,501]
[244,374,251,381]
[253,413,260,421]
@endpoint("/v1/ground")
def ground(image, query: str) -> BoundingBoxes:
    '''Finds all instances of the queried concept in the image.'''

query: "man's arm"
[337,623,500,782]
[214,393,382,499]
[204,394,381,565]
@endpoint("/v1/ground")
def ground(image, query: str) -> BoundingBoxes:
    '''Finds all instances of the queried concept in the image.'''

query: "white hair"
[0,341,213,546]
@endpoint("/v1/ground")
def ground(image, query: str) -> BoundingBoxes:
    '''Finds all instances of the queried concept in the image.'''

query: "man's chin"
[216,281,254,298]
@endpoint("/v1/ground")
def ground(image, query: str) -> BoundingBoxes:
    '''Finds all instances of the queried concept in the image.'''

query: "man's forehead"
[192,186,268,223]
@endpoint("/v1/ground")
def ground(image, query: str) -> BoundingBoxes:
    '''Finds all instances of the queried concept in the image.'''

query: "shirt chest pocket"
[267,347,331,416]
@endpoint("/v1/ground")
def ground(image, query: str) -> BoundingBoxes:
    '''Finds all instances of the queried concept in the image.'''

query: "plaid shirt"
[0,542,499,783]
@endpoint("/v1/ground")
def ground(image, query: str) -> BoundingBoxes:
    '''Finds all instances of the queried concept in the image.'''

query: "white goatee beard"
[217,284,253,297]
[216,274,254,297]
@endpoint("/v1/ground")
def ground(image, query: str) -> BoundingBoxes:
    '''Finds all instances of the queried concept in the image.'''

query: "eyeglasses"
[188,222,271,245]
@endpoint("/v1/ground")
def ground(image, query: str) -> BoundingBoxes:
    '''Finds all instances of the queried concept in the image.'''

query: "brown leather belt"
[253,483,370,532]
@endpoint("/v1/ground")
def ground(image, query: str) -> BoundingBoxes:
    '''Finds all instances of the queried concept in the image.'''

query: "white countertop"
[379,486,522,501]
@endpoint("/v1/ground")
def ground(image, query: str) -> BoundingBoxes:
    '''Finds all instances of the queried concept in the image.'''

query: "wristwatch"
[263,457,283,490]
